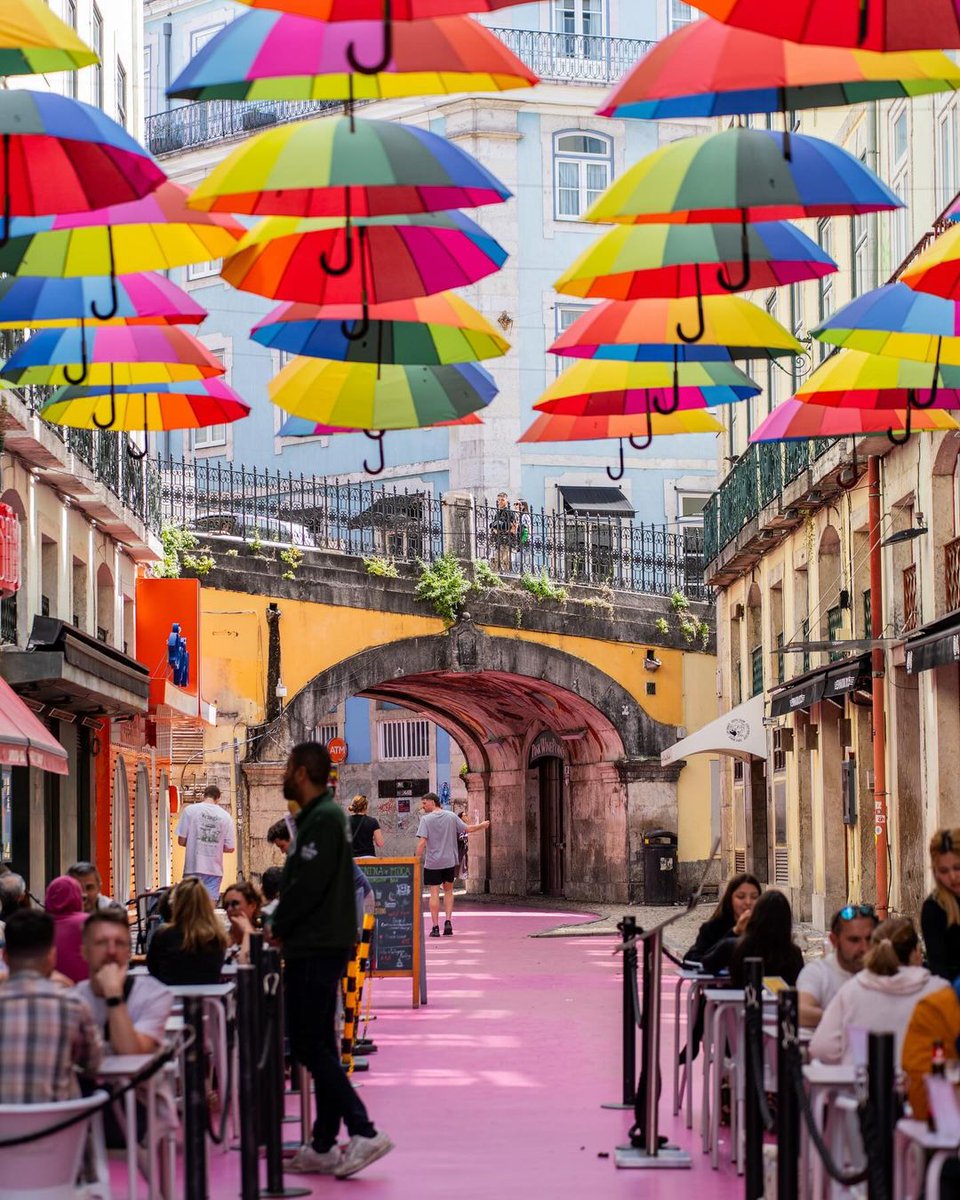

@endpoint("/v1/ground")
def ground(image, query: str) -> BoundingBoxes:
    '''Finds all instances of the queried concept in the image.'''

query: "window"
[554,303,589,374]
[190,23,225,57]
[377,718,430,761]
[937,103,959,212]
[553,0,604,58]
[116,59,127,129]
[827,605,844,661]
[891,108,909,167]
[317,722,339,746]
[92,7,104,108]
[790,284,803,390]
[668,0,698,30]
[890,169,910,272]
[192,424,227,449]
[66,0,78,97]
[764,291,779,414]
[817,219,834,361]
[187,260,222,281]
[144,46,153,117]
[677,492,708,523]
[751,645,763,696]
[554,132,611,221]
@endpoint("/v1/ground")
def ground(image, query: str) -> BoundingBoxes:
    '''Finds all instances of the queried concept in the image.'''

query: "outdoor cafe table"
[97,1051,165,1200]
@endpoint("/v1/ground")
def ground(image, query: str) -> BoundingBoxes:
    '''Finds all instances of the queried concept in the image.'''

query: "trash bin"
[642,829,678,905]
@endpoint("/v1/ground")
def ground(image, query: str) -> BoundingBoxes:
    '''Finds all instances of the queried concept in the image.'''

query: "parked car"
[187,511,318,549]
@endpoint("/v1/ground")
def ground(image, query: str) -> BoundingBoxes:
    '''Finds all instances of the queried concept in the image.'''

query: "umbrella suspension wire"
[676,264,705,344]
[0,134,9,249]
[887,400,913,447]
[779,91,793,163]
[653,346,681,416]
[363,429,386,476]
[62,316,89,386]
[910,335,942,410]
[320,193,354,275]
[345,74,356,131]
[375,313,384,380]
[127,391,148,459]
[717,210,751,293]
[347,0,393,75]
[342,228,370,341]
[629,393,654,451]
[90,228,119,321]
[92,364,117,430]
[606,437,626,482]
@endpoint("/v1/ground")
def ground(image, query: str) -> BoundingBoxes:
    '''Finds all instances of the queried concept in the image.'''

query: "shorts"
[423,866,456,885]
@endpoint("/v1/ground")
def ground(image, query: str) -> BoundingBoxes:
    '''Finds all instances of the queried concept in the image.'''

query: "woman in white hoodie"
[809,917,949,1065]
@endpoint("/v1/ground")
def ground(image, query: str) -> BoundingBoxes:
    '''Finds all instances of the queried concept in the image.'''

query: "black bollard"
[259,947,310,1199]
[183,995,209,1200]
[602,916,638,1110]
[236,965,261,1200]
[867,1031,896,1200]
[248,930,266,1147]
[776,989,800,1200]
[743,957,764,1200]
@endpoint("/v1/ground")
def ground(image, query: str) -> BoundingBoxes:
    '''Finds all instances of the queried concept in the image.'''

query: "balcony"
[144,28,653,157]
[902,562,918,633]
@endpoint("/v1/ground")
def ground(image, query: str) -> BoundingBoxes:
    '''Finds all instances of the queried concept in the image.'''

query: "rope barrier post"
[602,915,638,1110]
[867,1031,895,1200]
[743,957,765,1200]
[776,988,800,1200]
[183,995,209,1200]
[236,964,261,1200]
[248,930,265,1148]
[259,948,310,1200]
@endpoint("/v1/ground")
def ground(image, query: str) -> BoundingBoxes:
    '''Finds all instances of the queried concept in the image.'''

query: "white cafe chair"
[0,1090,112,1200]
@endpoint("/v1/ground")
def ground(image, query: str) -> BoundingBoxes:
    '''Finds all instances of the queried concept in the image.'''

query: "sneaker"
[285,1143,342,1174]
[443,920,453,936]
[334,1132,394,1179]
[429,925,440,938]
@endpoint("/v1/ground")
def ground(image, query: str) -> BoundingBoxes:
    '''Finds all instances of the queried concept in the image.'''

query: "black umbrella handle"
[717,212,751,293]
[605,438,625,482]
[62,317,90,386]
[363,430,386,476]
[90,229,119,320]
[347,0,393,74]
[676,267,705,344]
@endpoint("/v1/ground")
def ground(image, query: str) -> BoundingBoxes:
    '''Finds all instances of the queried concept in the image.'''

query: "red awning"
[0,676,69,775]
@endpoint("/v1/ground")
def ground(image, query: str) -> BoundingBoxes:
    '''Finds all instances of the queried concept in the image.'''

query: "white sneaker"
[285,1143,342,1174]
[334,1131,394,1178]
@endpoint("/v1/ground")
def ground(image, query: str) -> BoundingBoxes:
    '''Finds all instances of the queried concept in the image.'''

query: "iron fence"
[490,26,652,85]
[158,459,707,600]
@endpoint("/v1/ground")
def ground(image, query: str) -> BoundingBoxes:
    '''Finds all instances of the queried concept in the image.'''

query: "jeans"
[186,873,221,903]
[285,953,376,1152]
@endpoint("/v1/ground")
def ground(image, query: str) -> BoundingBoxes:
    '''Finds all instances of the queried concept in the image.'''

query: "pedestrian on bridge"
[416,792,490,937]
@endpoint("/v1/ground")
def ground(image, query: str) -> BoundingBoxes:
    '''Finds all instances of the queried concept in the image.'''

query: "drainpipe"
[868,455,889,916]
[162,22,173,111]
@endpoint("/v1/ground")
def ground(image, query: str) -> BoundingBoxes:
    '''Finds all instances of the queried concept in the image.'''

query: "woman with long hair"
[921,828,960,981]
[726,890,804,986]
[349,795,383,858]
[684,872,762,965]
[222,879,262,965]
[810,917,949,1065]
[147,876,227,985]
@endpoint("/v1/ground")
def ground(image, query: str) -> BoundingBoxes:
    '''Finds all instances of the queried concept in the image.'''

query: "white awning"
[660,694,768,765]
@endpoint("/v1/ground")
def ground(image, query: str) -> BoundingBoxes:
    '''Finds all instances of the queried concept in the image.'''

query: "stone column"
[463,772,488,895]
[240,761,287,881]
[566,760,629,904]
[486,766,526,896]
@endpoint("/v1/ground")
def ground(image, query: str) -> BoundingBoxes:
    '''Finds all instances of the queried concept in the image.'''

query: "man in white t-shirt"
[415,793,489,938]
[176,786,236,903]
[797,904,878,1028]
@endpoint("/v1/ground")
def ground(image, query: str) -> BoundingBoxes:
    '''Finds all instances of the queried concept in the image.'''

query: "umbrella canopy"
[0,0,98,76]
[167,12,537,102]
[599,21,960,120]
[900,223,960,300]
[518,410,725,442]
[232,0,530,15]
[252,294,509,363]
[535,360,760,418]
[0,91,165,236]
[188,115,510,217]
[40,378,250,432]
[750,398,960,440]
[792,348,960,407]
[585,127,900,225]
[222,212,506,306]
[278,412,483,435]
[0,273,206,328]
[269,357,497,428]
[686,0,960,52]
[812,282,960,364]
[555,220,836,301]
[551,295,803,361]
[2,325,225,387]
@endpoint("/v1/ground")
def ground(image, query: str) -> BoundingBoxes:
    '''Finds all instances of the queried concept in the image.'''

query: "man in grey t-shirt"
[415,793,489,938]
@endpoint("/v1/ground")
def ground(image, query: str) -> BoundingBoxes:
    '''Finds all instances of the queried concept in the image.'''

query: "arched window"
[554,131,611,221]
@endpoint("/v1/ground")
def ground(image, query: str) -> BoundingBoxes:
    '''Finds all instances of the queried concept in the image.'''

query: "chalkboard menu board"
[357,857,425,1007]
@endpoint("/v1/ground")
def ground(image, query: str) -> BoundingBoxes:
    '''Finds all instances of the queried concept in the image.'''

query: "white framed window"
[92,7,104,108]
[191,424,227,449]
[317,722,339,746]
[116,59,127,129]
[190,23,225,57]
[668,0,698,31]
[890,168,910,272]
[186,260,222,282]
[143,46,154,117]
[937,102,959,212]
[66,0,78,97]
[765,291,780,413]
[817,219,834,361]
[553,0,604,59]
[554,303,589,375]
[891,106,909,169]
[377,718,430,761]
[554,132,611,221]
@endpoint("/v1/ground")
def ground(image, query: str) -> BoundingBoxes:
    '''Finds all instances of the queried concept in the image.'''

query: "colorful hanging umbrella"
[188,115,510,217]
[167,12,537,102]
[268,357,497,428]
[40,378,250,433]
[1,326,225,387]
[812,282,960,365]
[555,220,836,302]
[599,21,960,120]
[222,212,506,316]
[0,91,165,242]
[278,412,483,435]
[750,398,960,441]
[685,0,960,52]
[0,273,206,328]
[0,0,98,76]
[792,348,960,408]
[900,223,960,300]
[252,293,509,363]
[550,295,803,361]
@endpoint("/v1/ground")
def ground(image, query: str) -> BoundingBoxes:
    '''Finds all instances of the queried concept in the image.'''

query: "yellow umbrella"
[0,0,98,76]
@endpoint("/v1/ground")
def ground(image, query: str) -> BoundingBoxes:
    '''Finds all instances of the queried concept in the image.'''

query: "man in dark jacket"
[274,742,393,1179]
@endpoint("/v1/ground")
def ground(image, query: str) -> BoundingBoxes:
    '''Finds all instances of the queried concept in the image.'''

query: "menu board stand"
[357,857,426,1008]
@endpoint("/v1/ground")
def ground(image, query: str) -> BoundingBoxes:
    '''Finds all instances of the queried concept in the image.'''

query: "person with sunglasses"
[221,880,262,965]
[921,828,960,982]
[797,904,877,1029]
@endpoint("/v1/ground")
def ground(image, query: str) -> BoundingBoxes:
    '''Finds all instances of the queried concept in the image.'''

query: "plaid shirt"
[0,970,103,1103]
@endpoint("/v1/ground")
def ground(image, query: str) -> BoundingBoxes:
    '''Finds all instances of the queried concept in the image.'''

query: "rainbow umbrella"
[0,0,98,75]
[167,12,537,102]
[40,378,250,434]
[792,348,960,410]
[0,273,206,328]
[252,293,509,363]
[188,115,510,217]
[599,21,960,120]
[0,91,165,243]
[277,408,483,470]
[1,326,225,388]
[686,0,960,51]
[900,223,960,300]
[812,282,960,366]
[751,398,960,441]
[555,220,836,307]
